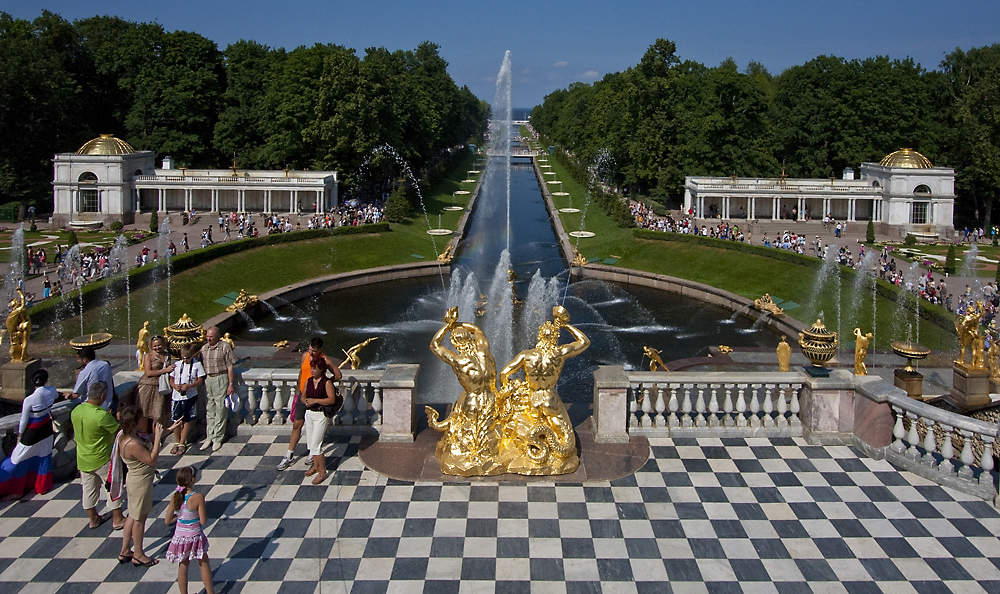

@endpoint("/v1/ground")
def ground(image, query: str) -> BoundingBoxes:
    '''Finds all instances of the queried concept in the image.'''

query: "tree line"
[0,10,489,213]
[531,39,1000,226]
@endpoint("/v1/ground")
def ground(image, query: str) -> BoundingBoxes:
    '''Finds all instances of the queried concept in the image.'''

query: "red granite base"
[358,421,650,483]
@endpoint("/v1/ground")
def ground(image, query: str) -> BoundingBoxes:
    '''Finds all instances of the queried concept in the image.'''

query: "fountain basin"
[891,341,931,372]
[69,332,113,352]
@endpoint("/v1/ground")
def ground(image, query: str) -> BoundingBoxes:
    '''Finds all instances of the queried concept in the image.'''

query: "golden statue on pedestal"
[136,321,151,371]
[426,307,503,476]
[643,346,668,372]
[955,301,986,369]
[753,293,784,317]
[853,328,872,375]
[776,335,791,372]
[426,305,589,476]
[341,337,379,370]
[226,289,259,312]
[6,289,31,362]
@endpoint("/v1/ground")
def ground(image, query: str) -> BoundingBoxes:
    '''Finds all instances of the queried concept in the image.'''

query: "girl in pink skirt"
[164,466,215,594]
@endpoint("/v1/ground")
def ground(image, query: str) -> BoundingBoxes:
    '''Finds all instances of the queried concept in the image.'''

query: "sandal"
[132,556,158,568]
[175,444,188,456]
[117,553,133,564]
[311,471,328,485]
[304,466,318,477]
[170,444,180,455]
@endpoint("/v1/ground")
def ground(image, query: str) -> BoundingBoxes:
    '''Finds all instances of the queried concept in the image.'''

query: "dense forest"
[531,39,1000,227]
[0,11,489,213]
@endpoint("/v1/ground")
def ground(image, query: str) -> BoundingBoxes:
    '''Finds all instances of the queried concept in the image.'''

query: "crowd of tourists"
[0,330,344,591]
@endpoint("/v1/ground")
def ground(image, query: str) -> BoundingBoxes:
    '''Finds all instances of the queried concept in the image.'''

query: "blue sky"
[5,1,999,107]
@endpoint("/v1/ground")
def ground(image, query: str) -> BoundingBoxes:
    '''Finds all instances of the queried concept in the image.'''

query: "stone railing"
[233,365,418,442]
[623,371,804,438]
[594,366,999,505]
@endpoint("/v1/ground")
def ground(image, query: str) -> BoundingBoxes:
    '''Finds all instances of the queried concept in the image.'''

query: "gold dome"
[76,134,136,155]
[879,148,933,169]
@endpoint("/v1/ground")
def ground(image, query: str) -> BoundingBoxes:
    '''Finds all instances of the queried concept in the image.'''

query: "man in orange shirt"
[276,338,341,471]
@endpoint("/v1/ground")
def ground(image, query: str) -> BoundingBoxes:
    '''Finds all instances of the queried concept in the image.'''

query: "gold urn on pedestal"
[163,313,206,357]
[798,319,838,368]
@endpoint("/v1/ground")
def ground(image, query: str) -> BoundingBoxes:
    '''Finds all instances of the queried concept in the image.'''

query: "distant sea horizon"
[512,107,533,120]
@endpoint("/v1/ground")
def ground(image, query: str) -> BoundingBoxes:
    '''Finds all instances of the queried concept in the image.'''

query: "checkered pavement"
[2,435,999,593]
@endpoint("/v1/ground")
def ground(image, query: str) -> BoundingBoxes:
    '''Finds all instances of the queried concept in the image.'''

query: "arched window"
[872,180,881,188]
[134,169,144,178]
[78,171,100,212]
[913,184,931,195]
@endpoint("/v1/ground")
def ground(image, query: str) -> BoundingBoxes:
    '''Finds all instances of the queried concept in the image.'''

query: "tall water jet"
[2,225,25,309]
[159,217,172,322]
[490,51,513,253]
[107,234,131,344]
[960,244,982,300]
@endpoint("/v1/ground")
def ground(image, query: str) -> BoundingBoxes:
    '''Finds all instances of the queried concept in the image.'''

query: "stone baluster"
[707,386,720,427]
[905,413,921,461]
[789,386,801,427]
[258,381,273,424]
[736,385,747,427]
[776,385,788,428]
[695,387,707,427]
[890,406,906,454]
[762,385,775,428]
[749,384,761,428]
[641,385,653,427]
[938,423,955,475]
[654,386,666,428]
[356,381,370,425]
[958,430,975,480]
[668,384,679,428]
[722,384,734,428]
[681,385,693,427]
[340,379,356,425]
[979,436,995,487]
[272,381,287,425]
[246,381,261,425]
[370,384,383,429]
[629,385,639,428]
[921,418,937,468]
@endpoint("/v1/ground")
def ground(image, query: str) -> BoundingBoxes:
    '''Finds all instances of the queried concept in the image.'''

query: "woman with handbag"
[301,357,342,484]
[137,336,175,446]
[0,369,59,499]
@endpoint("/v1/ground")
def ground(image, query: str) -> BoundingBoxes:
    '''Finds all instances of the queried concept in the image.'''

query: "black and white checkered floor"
[2,434,999,593]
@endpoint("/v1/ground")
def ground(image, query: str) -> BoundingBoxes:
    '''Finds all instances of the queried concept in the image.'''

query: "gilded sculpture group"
[954,300,1000,378]
[426,305,588,476]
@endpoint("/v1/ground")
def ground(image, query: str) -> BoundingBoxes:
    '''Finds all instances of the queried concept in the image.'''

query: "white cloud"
[582,70,600,80]
[553,61,568,67]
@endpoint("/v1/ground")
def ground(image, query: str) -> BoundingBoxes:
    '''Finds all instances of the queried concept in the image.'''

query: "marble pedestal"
[894,369,924,399]
[948,363,991,411]
[1,358,42,403]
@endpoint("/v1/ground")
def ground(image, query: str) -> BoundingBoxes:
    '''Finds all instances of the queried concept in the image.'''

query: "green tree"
[945,243,957,274]
[214,40,278,168]
[866,220,875,244]
[149,210,158,232]
[127,29,224,166]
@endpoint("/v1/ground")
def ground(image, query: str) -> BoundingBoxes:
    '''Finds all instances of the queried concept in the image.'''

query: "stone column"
[749,197,755,220]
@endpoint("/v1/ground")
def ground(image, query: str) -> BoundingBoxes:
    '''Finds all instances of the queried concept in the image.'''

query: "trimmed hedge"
[28,222,390,326]
[632,228,955,332]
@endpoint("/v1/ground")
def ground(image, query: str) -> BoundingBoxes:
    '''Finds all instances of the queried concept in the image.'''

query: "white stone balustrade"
[623,372,805,438]
[234,366,418,441]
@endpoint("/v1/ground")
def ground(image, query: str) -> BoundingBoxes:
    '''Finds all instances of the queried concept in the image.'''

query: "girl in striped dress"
[0,370,58,499]
[164,466,215,594]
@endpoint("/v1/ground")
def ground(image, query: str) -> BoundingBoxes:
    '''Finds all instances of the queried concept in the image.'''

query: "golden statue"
[972,335,987,369]
[222,332,236,351]
[776,335,791,372]
[437,245,453,264]
[497,305,588,475]
[955,301,986,368]
[341,337,379,370]
[718,345,733,354]
[853,328,872,375]
[136,321,151,371]
[425,305,590,477]
[753,293,785,317]
[6,289,30,362]
[273,340,290,349]
[643,346,668,372]
[425,307,504,476]
[226,289,259,312]
[572,250,587,267]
